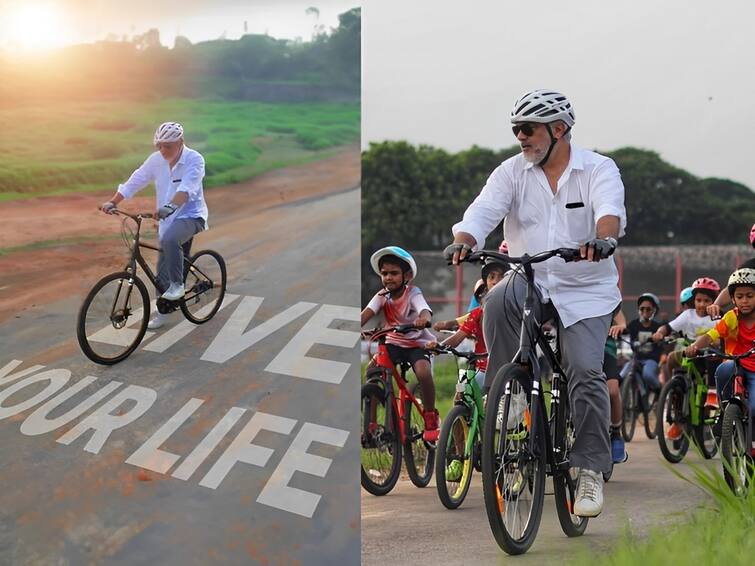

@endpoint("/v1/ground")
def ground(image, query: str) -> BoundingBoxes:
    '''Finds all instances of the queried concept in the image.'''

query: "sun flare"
[2,2,70,52]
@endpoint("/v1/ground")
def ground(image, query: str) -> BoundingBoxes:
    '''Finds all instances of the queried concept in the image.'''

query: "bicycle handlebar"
[361,322,432,339]
[453,247,582,267]
[99,206,155,220]
[428,343,488,362]
[694,341,755,363]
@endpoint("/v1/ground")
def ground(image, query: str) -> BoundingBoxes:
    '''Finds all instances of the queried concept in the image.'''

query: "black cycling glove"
[584,237,617,260]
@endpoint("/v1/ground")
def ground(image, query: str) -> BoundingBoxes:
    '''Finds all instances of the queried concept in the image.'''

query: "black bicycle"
[618,338,659,442]
[76,209,226,364]
[457,247,590,555]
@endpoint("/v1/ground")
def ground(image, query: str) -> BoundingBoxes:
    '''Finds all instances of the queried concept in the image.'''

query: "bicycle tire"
[76,271,150,365]
[620,375,637,442]
[643,389,658,440]
[404,383,435,488]
[656,378,689,463]
[360,381,402,496]
[552,383,589,537]
[436,404,474,509]
[481,364,546,555]
[692,393,718,459]
[180,249,227,324]
[602,463,613,483]
[720,402,750,496]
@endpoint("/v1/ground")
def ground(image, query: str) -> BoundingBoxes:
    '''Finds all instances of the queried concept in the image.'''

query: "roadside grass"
[570,453,755,565]
[0,99,359,200]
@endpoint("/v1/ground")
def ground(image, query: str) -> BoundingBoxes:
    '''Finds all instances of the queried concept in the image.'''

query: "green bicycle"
[432,345,487,509]
[656,336,720,463]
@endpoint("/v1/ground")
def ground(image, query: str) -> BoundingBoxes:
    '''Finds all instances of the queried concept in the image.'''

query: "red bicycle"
[361,324,436,495]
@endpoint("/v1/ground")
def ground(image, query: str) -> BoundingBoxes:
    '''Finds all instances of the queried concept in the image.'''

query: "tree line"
[361,141,755,304]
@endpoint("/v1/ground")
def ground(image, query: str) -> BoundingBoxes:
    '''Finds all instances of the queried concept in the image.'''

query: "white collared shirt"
[452,144,626,327]
[117,145,209,238]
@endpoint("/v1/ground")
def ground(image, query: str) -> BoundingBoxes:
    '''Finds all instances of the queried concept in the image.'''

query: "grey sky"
[0,1,357,48]
[363,0,755,191]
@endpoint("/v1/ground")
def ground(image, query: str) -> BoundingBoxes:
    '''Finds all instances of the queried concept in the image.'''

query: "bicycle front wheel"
[720,403,750,496]
[620,375,638,442]
[552,385,589,537]
[360,382,402,496]
[76,271,150,365]
[436,404,474,509]
[481,364,546,555]
[404,383,435,488]
[643,389,658,440]
[656,378,689,463]
[181,249,227,324]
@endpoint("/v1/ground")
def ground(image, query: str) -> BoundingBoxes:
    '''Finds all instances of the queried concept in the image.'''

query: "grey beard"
[522,147,546,164]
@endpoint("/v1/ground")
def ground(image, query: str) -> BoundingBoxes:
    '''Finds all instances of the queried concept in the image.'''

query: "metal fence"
[410,245,752,323]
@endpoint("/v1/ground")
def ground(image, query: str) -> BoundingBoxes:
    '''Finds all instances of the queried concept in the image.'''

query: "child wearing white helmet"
[687,268,755,453]
[100,121,209,330]
[361,246,440,441]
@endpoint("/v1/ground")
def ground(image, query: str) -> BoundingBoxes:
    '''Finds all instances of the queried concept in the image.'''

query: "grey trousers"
[156,217,205,292]
[482,269,614,473]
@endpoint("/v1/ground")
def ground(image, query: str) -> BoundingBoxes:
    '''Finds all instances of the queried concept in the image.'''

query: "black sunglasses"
[512,123,539,137]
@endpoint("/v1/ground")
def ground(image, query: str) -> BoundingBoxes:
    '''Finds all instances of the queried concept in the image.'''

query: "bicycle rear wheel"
[361,381,402,496]
[481,364,546,555]
[656,378,689,463]
[436,404,474,509]
[404,383,435,488]
[552,385,589,537]
[181,250,226,324]
[720,403,750,496]
[76,271,150,365]
[620,375,638,442]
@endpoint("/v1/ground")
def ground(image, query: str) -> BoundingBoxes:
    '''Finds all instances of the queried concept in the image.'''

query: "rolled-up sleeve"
[175,152,205,199]
[452,163,514,249]
[590,158,627,237]
[117,155,157,199]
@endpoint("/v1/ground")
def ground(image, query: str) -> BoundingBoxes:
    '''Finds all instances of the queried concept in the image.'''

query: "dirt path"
[361,433,716,565]
[0,145,359,324]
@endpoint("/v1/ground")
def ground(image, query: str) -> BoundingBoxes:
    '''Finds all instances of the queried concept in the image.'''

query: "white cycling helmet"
[154,122,184,146]
[511,89,575,127]
[727,267,755,295]
[370,246,417,279]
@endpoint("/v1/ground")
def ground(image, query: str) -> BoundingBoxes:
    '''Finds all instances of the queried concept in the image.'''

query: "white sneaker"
[161,283,185,301]
[147,312,168,330]
[573,468,604,517]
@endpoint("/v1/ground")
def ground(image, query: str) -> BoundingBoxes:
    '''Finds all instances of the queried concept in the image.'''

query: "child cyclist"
[361,246,440,442]
[624,292,664,392]
[607,308,628,463]
[427,257,507,482]
[653,278,720,386]
[686,268,755,455]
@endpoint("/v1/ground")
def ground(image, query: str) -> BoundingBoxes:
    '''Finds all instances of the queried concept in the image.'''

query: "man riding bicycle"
[446,89,626,517]
[100,122,209,330]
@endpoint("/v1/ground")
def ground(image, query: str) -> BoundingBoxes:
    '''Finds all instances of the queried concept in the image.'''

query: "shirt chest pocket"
[563,182,592,244]
[565,205,592,244]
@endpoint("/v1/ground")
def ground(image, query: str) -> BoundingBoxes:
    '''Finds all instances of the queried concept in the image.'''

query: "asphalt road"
[0,187,361,565]
[361,431,718,565]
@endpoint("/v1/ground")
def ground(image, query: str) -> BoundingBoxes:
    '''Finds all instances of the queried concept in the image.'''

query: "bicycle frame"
[113,210,214,309]
[365,330,428,445]
[678,353,716,428]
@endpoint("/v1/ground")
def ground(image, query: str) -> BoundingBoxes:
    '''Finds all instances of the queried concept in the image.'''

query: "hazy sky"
[0,0,357,49]
[363,0,755,191]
